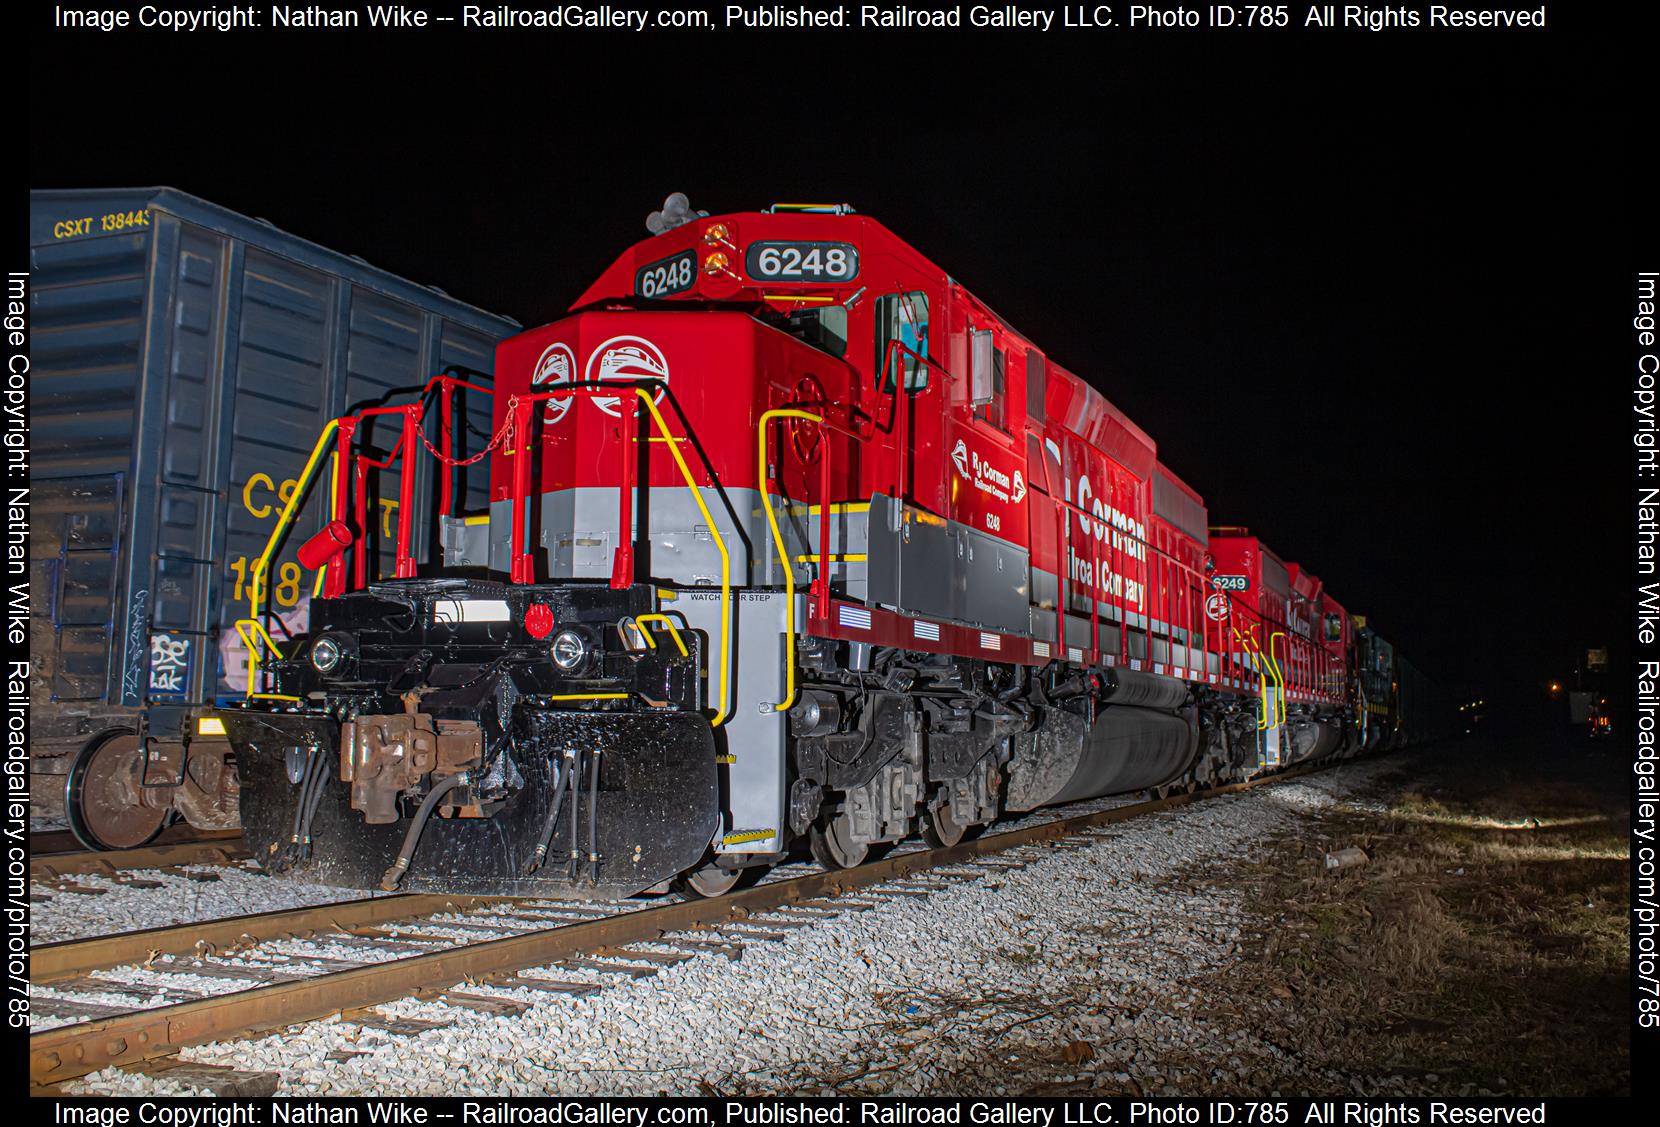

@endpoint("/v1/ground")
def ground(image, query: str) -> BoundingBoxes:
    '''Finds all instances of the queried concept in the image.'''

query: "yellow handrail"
[633,613,690,657]
[1267,632,1289,725]
[1234,627,1274,732]
[758,407,824,714]
[234,618,286,700]
[245,419,339,696]
[634,389,732,727]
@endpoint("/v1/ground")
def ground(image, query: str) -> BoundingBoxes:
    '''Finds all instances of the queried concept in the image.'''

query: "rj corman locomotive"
[70,195,1444,896]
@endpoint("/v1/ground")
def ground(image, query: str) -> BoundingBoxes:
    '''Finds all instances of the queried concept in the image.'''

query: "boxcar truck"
[27,188,518,848]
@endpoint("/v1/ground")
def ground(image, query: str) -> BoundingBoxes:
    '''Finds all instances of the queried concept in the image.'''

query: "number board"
[745,241,859,283]
[635,249,697,298]
[1212,574,1250,592]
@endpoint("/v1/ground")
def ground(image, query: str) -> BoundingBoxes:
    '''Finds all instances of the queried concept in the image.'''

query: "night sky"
[28,13,1639,723]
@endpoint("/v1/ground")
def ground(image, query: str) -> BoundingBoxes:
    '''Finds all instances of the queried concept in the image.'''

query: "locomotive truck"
[147,197,1433,897]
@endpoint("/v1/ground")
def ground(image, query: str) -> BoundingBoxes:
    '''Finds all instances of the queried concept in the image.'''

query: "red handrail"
[321,373,495,598]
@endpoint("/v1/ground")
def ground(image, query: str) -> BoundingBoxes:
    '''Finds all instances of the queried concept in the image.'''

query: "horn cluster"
[646,192,708,235]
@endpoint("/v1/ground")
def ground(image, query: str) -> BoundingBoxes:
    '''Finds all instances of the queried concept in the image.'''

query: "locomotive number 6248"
[635,250,697,298]
[745,240,859,282]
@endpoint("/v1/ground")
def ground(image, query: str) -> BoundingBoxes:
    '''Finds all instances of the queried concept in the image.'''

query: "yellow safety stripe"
[722,828,776,845]
[772,501,870,516]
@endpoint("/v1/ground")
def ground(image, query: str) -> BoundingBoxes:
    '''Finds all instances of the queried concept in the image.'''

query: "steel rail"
[27,764,1323,1090]
[31,893,512,983]
[28,827,241,859]
[29,838,250,882]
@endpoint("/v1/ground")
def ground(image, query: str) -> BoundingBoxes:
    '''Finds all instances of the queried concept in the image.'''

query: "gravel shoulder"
[31,862,368,944]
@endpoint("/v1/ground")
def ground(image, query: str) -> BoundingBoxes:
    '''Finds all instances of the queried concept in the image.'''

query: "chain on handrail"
[418,405,516,468]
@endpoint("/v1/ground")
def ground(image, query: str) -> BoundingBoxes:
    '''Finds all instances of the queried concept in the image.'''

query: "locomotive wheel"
[672,859,754,900]
[65,730,169,851]
[921,798,968,849]
[808,810,868,870]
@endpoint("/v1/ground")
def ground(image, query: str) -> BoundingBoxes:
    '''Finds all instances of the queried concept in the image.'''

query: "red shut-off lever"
[296,520,356,570]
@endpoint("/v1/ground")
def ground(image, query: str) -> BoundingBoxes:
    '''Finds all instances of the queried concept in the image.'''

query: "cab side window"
[969,328,1007,431]
[977,345,1006,430]
[875,292,929,391]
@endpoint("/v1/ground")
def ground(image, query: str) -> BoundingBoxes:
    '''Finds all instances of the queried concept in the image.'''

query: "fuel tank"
[1005,669,1200,810]
[1281,713,1348,765]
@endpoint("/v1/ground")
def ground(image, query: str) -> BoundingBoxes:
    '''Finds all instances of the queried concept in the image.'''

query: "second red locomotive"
[213,197,1429,897]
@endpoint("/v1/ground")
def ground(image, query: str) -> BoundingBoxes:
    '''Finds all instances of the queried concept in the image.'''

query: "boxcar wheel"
[65,730,169,851]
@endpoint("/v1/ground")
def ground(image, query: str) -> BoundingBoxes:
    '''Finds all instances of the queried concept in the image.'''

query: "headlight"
[550,630,588,672]
[310,636,343,674]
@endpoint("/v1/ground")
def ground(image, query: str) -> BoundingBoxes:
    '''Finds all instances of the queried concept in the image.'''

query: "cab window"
[976,345,1007,430]
[876,292,929,391]
[785,305,848,358]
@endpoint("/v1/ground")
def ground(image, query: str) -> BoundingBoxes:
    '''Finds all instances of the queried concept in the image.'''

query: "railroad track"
[30,826,243,858]
[29,834,249,883]
[28,765,1321,1094]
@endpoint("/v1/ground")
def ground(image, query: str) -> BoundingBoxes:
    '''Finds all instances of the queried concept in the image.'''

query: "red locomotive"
[212,197,1431,897]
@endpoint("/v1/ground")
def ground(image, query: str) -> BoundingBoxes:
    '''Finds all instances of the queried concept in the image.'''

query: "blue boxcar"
[28,188,517,835]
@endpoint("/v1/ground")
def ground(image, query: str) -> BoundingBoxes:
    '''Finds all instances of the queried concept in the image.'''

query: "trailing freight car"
[27,188,518,847]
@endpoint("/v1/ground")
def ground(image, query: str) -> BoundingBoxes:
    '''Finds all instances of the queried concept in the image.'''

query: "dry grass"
[1193,733,1630,1095]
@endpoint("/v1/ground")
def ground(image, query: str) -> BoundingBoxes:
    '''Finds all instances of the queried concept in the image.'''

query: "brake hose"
[379,771,469,891]
[586,748,602,884]
[524,750,574,875]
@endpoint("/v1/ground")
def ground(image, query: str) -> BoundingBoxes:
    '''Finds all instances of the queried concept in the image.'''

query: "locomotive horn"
[646,192,707,235]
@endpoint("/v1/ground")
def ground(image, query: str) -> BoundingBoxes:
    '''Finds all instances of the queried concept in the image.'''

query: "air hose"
[586,748,603,884]
[283,750,325,867]
[380,771,469,891]
[524,750,575,875]
[295,751,326,858]
[297,752,333,858]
